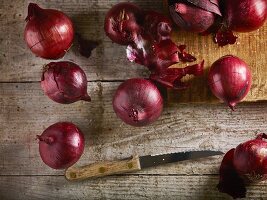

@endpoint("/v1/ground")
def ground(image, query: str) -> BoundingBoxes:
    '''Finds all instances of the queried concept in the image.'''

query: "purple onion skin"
[113,78,163,127]
[41,61,91,104]
[24,3,74,59]
[208,55,252,110]
[37,122,85,169]
[224,0,267,32]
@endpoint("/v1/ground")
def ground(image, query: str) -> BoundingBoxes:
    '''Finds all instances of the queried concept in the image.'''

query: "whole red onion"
[208,55,252,110]
[234,134,267,181]
[37,122,85,169]
[223,0,267,32]
[104,2,143,45]
[218,133,267,198]
[168,0,221,33]
[41,61,91,104]
[24,3,74,59]
[113,78,163,127]
[215,0,266,46]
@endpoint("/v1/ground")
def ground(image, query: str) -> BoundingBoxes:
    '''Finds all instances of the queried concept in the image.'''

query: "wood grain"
[0,82,266,176]
[1,175,267,200]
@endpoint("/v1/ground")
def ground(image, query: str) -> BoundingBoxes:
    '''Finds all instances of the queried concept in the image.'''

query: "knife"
[65,150,223,181]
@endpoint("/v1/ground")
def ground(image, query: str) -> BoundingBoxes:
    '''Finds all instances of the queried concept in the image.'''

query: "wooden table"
[0,0,266,199]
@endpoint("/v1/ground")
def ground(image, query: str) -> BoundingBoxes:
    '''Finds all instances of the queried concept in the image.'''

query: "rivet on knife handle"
[65,155,141,181]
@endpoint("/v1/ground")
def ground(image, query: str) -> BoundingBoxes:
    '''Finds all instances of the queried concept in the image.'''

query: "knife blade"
[65,150,223,181]
[139,150,223,168]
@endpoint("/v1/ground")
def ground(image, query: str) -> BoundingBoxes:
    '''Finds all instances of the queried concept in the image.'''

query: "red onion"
[218,133,267,198]
[113,78,163,127]
[215,0,266,46]
[168,0,221,33]
[234,134,267,181]
[208,55,252,110]
[223,0,267,32]
[41,61,91,104]
[37,122,85,169]
[24,3,74,59]
[104,2,143,45]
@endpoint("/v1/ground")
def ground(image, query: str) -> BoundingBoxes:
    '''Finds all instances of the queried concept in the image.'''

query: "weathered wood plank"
[0,0,164,82]
[0,82,266,175]
[0,175,266,200]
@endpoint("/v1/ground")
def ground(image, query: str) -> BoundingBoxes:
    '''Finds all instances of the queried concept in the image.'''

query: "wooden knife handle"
[65,155,141,181]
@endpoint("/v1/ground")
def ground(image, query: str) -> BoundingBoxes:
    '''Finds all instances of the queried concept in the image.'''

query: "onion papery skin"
[224,0,267,32]
[24,3,74,59]
[113,78,163,127]
[37,122,85,169]
[105,3,204,89]
[208,55,252,110]
[126,36,180,72]
[41,61,91,104]
[234,133,267,182]
[104,2,143,45]
[126,34,203,89]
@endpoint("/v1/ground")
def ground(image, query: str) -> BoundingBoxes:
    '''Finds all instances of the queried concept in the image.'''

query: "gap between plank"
[0,80,126,84]
[0,174,219,177]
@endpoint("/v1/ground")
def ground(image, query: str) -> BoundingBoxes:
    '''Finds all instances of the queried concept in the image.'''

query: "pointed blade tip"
[207,151,224,156]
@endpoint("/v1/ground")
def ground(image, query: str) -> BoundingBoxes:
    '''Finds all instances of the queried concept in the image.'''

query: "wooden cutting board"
[163,1,267,104]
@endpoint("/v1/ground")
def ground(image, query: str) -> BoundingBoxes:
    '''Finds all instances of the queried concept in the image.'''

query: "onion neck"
[26,3,45,21]
[37,135,54,145]
[228,102,236,111]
